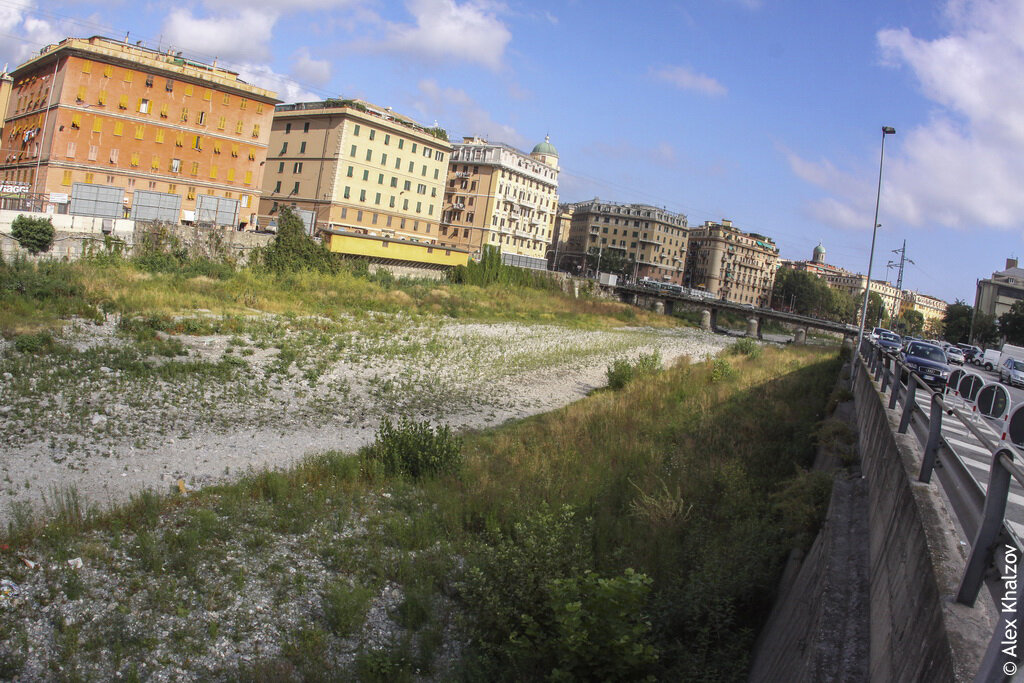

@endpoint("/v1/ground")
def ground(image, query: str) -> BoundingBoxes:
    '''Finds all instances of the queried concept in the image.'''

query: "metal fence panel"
[195,194,239,227]
[130,190,182,222]
[500,252,548,271]
[69,183,123,218]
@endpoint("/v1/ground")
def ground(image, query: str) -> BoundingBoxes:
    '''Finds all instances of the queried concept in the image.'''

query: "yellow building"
[0,36,279,225]
[685,219,778,305]
[438,136,559,269]
[564,198,688,283]
[323,229,469,268]
[902,290,947,327]
[259,99,451,244]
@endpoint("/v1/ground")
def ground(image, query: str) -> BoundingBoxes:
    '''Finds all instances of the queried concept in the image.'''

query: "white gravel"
[0,316,733,528]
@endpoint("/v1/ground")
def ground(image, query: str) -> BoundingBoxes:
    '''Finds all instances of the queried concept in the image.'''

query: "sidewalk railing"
[854,339,1024,681]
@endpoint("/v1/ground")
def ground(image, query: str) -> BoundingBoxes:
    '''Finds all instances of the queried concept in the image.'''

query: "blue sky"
[1,0,1019,304]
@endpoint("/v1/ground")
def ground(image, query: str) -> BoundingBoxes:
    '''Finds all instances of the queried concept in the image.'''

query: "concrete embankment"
[750,362,994,681]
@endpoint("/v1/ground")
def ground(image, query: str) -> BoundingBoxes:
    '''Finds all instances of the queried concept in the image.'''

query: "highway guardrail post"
[956,447,1015,606]
[918,394,943,483]
[898,373,918,433]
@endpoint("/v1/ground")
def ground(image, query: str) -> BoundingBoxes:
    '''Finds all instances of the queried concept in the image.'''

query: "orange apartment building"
[0,36,278,225]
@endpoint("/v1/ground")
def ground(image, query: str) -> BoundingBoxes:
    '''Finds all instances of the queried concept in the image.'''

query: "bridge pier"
[653,300,665,315]
[701,309,712,331]
[746,317,759,338]
[794,328,807,344]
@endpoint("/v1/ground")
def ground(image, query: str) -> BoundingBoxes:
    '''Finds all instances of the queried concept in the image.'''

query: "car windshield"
[880,333,900,343]
[910,345,946,363]
[1013,360,1024,371]
[947,348,963,355]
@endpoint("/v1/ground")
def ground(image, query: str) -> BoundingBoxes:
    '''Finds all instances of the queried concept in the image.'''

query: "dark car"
[901,341,952,390]
[876,331,903,354]
[957,343,983,363]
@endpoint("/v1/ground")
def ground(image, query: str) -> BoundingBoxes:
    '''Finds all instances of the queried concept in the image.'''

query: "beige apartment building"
[975,258,1024,319]
[0,71,11,140]
[438,136,559,269]
[563,198,688,283]
[685,219,778,305]
[258,99,451,245]
[902,290,947,327]
[0,36,278,224]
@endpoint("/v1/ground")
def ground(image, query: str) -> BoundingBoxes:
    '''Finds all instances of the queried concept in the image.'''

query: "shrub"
[253,208,339,275]
[709,357,735,382]
[13,330,57,354]
[322,580,375,637]
[447,245,560,291]
[728,338,762,358]
[606,351,662,390]
[543,569,658,682]
[458,505,593,677]
[11,215,55,254]
[360,417,462,480]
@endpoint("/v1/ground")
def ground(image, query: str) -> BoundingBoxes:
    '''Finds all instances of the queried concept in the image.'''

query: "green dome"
[813,243,826,257]
[532,135,558,157]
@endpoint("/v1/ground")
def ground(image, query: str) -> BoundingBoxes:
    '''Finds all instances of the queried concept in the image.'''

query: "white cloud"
[651,65,727,97]
[800,0,1024,233]
[291,47,331,86]
[0,1,64,67]
[203,0,360,11]
[235,63,323,103]
[163,9,278,64]
[414,79,526,147]
[373,0,512,70]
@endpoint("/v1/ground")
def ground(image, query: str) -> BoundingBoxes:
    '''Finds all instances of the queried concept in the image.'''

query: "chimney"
[1008,258,1018,270]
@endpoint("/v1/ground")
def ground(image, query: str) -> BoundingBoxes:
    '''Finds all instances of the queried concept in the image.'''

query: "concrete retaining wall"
[854,365,991,681]
[749,364,994,681]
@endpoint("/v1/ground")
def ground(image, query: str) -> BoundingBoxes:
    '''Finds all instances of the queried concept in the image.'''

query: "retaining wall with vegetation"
[750,362,993,681]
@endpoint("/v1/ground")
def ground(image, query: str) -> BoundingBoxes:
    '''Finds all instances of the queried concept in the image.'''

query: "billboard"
[195,194,239,227]
[130,190,181,223]
[70,183,123,218]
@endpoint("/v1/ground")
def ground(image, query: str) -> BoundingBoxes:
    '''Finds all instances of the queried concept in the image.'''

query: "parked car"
[944,346,965,365]
[980,348,1001,371]
[957,344,982,364]
[901,340,952,390]
[876,331,903,354]
[870,327,891,343]
[1000,357,1024,388]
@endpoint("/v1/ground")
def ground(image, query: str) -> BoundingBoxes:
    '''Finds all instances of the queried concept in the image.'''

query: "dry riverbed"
[0,314,732,529]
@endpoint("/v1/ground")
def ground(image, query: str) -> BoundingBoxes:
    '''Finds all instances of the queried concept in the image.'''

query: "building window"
[190,161,199,176]
[343,186,350,199]
[280,142,288,154]
[170,158,182,173]
[165,78,174,92]
[350,145,357,157]
[274,181,281,193]
[369,129,375,140]
[292,182,300,194]
[365,149,372,161]
[303,122,310,133]
[359,189,366,201]
[293,162,303,173]
[90,118,103,133]
[362,170,369,181]
[353,124,360,136]
[285,122,292,134]
[278,162,285,173]
[347,166,353,178]
[299,141,306,154]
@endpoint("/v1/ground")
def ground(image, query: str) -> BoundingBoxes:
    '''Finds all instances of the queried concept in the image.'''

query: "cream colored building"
[258,99,451,244]
[564,198,688,283]
[902,290,947,326]
[685,219,778,305]
[438,136,558,269]
[0,36,278,224]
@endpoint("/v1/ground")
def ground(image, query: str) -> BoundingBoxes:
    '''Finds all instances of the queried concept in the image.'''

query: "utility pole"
[889,240,914,329]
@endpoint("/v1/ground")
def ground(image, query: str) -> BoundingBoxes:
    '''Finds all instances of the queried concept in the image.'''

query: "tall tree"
[864,292,889,329]
[974,311,999,348]
[942,300,973,343]
[999,301,1024,345]
[899,309,925,336]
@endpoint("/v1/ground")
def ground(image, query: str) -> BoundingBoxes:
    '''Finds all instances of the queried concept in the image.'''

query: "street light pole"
[855,126,896,360]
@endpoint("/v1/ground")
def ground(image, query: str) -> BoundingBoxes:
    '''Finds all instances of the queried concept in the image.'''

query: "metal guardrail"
[854,340,1024,681]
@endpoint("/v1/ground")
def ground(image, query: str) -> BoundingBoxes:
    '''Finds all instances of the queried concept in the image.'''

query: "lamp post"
[855,126,896,361]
